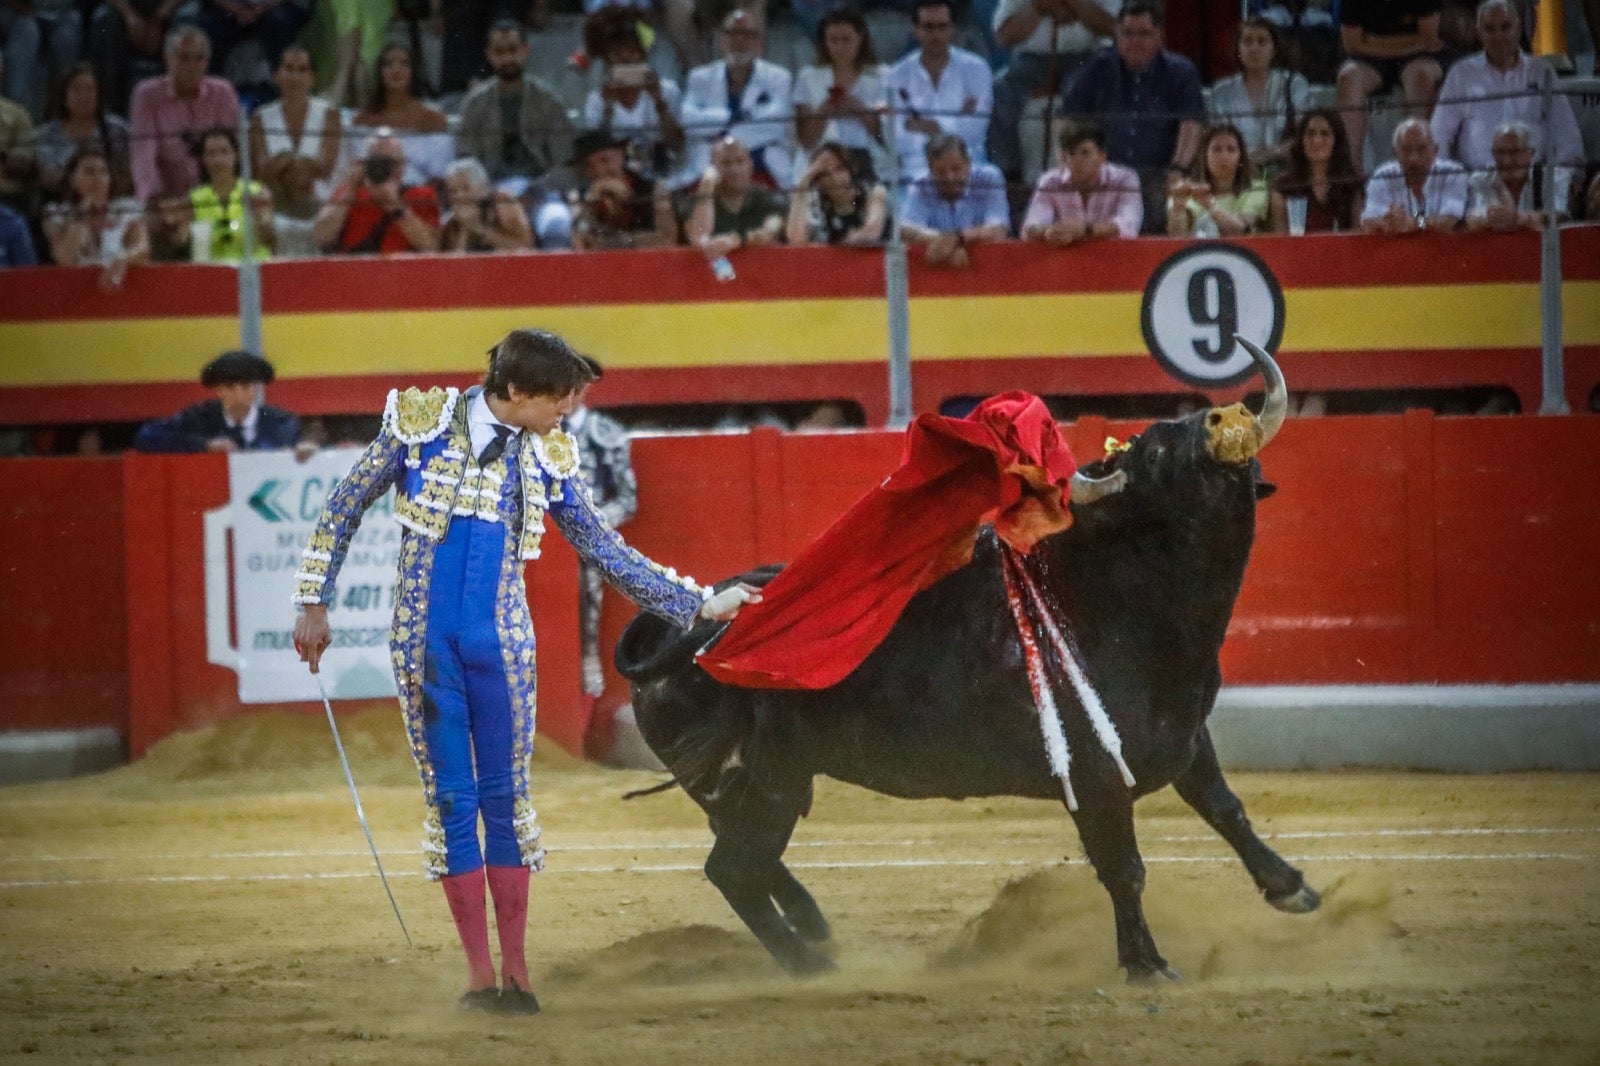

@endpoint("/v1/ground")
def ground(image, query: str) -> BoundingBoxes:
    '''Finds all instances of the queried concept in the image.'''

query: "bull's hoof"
[1124,964,1180,985]
[786,912,832,944]
[783,949,838,979]
[1266,883,1321,914]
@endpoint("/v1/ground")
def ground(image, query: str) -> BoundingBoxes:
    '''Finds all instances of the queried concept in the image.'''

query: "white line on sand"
[1,851,1593,889]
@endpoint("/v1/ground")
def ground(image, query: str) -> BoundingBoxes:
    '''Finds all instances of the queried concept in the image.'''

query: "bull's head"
[1068,337,1287,509]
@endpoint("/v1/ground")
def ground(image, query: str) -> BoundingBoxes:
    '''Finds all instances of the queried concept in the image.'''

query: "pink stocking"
[486,864,531,992]
[440,868,497,991]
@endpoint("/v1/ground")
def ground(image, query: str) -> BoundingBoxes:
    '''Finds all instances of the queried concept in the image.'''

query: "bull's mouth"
[1205,403,1265,465]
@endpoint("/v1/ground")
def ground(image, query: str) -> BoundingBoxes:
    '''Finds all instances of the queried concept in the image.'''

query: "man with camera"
[312,133,441,255]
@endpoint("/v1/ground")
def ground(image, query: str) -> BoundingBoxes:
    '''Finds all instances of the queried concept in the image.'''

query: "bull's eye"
[1207,411,1223,426]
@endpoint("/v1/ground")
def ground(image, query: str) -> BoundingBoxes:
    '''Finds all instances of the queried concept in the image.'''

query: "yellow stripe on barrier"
[1,281,1594,387]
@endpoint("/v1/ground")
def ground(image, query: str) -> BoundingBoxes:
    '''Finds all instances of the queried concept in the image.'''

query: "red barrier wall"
[3,414,1598,762]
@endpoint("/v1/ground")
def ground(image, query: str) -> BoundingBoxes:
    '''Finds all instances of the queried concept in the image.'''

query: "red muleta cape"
[697,391,1078,689]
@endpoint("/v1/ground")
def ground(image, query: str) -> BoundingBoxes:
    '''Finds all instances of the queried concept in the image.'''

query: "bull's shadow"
[616,340,1318,982]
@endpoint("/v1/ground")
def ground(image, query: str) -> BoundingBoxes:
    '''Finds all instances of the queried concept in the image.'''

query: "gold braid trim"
[383,387,460,445]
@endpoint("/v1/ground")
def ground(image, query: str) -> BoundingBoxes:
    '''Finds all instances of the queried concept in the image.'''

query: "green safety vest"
[190,180,271,262]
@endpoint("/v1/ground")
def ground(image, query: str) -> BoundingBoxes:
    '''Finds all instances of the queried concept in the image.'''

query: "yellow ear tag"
[1104,436,1132,454]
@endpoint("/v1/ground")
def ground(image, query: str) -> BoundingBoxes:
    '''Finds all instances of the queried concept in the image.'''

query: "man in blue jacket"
[133,350,302,454]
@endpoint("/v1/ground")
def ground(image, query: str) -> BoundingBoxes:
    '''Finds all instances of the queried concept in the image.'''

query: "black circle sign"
[1140,243,1286,387]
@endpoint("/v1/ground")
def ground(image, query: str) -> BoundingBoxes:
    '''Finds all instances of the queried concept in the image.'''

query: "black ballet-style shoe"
[457,987,501,1012]
[496,985,541,1015]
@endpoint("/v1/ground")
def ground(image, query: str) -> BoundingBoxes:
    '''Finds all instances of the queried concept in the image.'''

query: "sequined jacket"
[291,386,707,627]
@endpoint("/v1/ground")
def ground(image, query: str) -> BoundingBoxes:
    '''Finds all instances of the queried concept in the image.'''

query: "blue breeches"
[422,516,524,876]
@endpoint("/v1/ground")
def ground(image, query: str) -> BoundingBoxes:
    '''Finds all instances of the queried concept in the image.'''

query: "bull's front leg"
[1173,727,1320,913]
[1069,786,1177,982]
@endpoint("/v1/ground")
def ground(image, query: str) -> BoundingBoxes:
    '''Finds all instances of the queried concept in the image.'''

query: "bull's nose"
[1205,403,1264,465]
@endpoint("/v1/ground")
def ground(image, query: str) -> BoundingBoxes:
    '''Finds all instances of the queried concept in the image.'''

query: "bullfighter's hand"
[294,605,333,674]
[700,583,763,621]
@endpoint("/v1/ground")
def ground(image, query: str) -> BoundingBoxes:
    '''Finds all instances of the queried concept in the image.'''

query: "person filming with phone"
[313,132,442,255]
[582,6,685,182]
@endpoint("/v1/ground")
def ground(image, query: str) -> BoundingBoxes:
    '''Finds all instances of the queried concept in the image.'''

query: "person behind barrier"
[1206,16,1311,174]
[0,199,34,265]
[785,140,889,246]
[792,8,887,184]
[582,6,685,183]
[1465,121,1570,230]
[886,0,993,183]
[1267,107,1364,233]
[290,329,758,1014]
[900,133,1009,269]
[682,134,785,264]
[570,128,677,251]
[313,133,441,255]
[1059,0,1204,234]
[1167,122,1268,237]
[129,26,239,203]
[42,146,146,286]
[1334,0,1448,176]
[189,126,274,261]
[1021,119,1142,244]
[134,349,302,454]
[1361,116,1466,233]
[440,156,534,254]
[677,9,794,190]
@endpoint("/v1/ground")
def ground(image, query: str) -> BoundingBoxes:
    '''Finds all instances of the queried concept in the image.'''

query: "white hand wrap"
[700,585,757,620]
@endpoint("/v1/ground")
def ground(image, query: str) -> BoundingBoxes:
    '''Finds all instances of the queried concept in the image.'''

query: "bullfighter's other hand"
[293,604,333,674]
[700,583,763,621]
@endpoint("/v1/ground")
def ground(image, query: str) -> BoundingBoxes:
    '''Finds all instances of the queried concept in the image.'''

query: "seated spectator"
[1252,0,1339,83]
[792,8,887,183]
[0,199,35,265]
[43,147,147,286]
[192,0,311,86]
[36,64,132,202]
[582,6,685,182]
[87,0,182,115]
[440,157,534,253]
[570,129,677,251]
[354,43,449,188]
[190,126,273,260]
[1361,118,1466,234]
[130,26,240,203]
[249,45,341,221]
[1021,120,1142,244]
[988,0,1116,186]
[145,189,191,261]
[134,349,303,454]
[312,133,441,255]
[682,134,784,264]
[455,20,576,249]
[1588,172,1600,224]
[785,141,889,246]
[887,0,993,183]
[899,133,1009,268]
[1268,108,1364,233]
[1060,1,1204,234]
[1168,123,1268,237]
[1335,0,1447,173]
[1430,0,1583,190]
[0,0,79,120]
[0,53,38,214]
[678,10,794,190]
[1208,17,1310,173]
[1465,121,1569,231]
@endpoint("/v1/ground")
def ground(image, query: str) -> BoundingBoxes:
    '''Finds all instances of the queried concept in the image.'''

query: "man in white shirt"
[1362,118,1467,234]
[677,10,794,189]
[1465,121,1571,229]
[887,0,995,182]
[1430,0,1583,184]
[987,0,1118,184]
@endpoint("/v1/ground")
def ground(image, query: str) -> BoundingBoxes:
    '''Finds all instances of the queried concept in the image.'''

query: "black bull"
[615,340,1319,981]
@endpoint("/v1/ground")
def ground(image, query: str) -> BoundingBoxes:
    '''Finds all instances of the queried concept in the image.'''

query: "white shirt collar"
[468,389,520,460]
[225,403,261,445]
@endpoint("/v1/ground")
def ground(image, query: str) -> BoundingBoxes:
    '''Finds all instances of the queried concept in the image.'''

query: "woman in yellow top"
[189,127,276,262]
[1167,123,1268,238]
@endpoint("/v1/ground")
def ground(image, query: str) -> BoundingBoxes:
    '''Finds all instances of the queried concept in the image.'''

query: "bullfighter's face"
[502,387,579,436]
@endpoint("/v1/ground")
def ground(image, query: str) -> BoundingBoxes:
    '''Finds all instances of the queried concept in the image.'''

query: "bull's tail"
[614,566,783,684]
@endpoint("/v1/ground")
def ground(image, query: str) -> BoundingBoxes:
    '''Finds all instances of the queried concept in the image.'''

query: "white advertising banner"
[208,449,400,703]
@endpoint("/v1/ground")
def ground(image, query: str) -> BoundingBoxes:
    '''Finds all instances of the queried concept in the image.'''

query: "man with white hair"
[1465,121,1571,230]
[1361,118,1467,234]
[128,26,239,202]
[1430,0,1582,181]
[677,10,793,189]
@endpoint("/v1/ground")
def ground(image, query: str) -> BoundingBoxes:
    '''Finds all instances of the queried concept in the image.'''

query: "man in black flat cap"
[134,350,306,454]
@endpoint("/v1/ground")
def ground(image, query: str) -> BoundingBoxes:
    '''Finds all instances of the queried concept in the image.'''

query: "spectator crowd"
[0,0,1596,275]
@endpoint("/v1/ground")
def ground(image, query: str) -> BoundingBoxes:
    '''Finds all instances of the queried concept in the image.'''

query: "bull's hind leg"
[771,862,830,943]
[1070,789,1177,982]
[704,798,836,977]
[1173,727,1320,913]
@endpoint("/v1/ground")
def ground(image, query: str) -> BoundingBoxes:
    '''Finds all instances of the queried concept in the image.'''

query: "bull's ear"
[1250,458,1277,500]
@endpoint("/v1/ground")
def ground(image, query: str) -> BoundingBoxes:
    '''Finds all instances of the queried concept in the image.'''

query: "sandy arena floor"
[2,709,1598,1066]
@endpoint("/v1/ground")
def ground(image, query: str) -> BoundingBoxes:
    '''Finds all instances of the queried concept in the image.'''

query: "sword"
[314,671,412,947]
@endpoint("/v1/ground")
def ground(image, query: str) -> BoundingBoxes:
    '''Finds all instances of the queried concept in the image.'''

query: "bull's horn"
[1069,468,1128,506]
[1236,336,1287,447]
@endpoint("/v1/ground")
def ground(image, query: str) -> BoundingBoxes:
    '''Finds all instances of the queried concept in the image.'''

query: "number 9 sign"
[1140,244,1285,387]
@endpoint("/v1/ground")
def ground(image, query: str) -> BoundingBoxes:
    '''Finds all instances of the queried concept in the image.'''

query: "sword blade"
[315,673,412,947]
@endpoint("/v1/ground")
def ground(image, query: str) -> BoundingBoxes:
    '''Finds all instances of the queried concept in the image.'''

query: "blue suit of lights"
[294,386,706,877]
